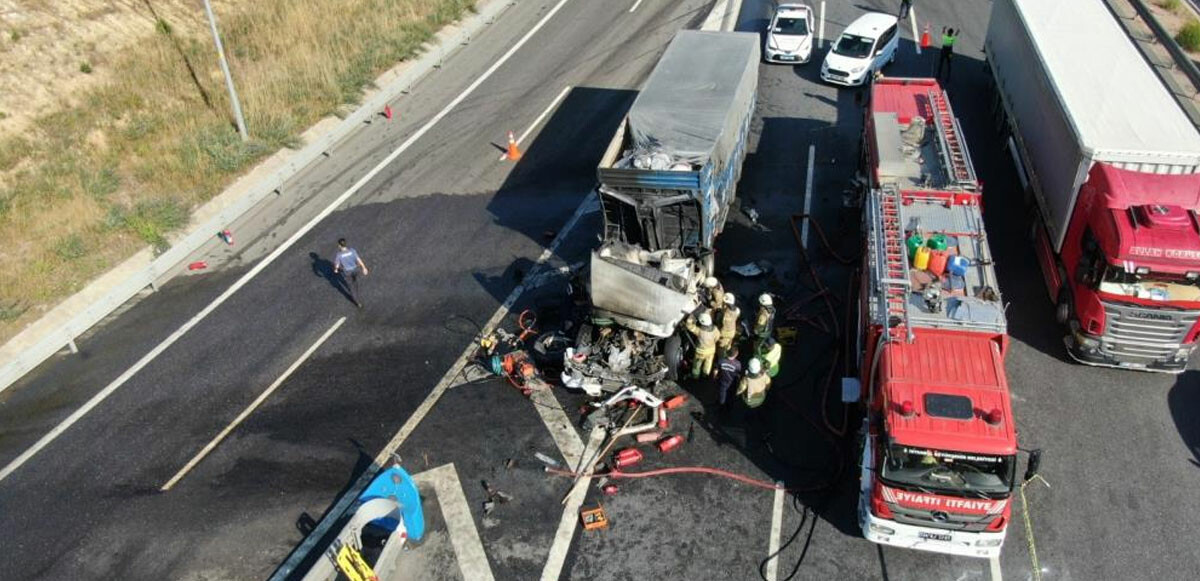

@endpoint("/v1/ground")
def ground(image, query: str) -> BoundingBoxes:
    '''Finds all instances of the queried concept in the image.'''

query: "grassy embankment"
[0,0,475,343]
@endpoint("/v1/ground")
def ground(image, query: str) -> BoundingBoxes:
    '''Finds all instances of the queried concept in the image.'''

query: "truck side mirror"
[1023,448,1043,483]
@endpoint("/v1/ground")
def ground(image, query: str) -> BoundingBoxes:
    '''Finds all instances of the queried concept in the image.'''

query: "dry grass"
[0,0,475,341]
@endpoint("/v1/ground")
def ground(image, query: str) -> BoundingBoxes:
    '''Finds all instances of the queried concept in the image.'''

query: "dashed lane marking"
[498,85,573,161]
[161,317,346,491]
[766,486,786,581]
[0,0,582,487]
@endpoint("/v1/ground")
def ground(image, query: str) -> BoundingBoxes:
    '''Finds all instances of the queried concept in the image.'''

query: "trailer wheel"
[664,333,684,381]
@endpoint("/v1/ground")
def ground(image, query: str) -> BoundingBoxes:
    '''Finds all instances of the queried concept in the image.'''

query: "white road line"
[910,6,921,55]
[530,389,586,467]
[0,0,579,486]
[701,0,729,31]
[629,0,643,13]
[989,555,1003,581]
[801,144,815,249]
[818,1,826,49]
[499,84,573,161]
[161,317,346,491]
[415,463,497,581]
[371,193,596,468]
[268,194,598,581]
[540,426,606,581]
[766,486,786,581]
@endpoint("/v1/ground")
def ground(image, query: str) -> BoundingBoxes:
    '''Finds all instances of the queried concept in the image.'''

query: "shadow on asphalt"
[309,251,358,306]
[473,87,638,304]
[1169,370,1200,468]
[280,446,376,581]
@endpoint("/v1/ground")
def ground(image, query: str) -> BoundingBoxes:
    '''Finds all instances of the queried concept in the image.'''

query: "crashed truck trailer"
[563,30,760,396]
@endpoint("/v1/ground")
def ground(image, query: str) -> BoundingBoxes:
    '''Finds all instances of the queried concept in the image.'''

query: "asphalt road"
[1,0,1199,580]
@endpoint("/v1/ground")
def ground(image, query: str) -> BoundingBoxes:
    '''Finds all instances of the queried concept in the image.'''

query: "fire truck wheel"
[664,333,683,381]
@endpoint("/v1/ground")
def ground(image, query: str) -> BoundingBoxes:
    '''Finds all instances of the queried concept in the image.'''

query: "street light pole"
[202,0,249,141]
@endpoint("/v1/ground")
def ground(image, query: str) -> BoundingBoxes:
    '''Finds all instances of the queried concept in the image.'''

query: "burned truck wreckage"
[561,30,759,396]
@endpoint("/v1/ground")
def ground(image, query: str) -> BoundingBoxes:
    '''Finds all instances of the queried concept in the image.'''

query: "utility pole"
[202,0,249,141]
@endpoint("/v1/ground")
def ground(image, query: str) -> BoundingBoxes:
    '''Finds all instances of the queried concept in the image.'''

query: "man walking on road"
[937,27,957,81]
[899,0,912,21]
[333,238,369,308]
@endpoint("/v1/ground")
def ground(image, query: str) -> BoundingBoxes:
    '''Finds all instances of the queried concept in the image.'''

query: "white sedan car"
[763,3,814,64]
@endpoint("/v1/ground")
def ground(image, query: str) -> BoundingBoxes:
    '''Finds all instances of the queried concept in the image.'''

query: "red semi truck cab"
[853,78,1018,558]
[1038,163,1200,372]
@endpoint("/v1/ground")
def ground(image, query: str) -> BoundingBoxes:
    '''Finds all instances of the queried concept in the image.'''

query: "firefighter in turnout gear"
[717,292,740,361]
[703,276,725,313]
[753,293,776,353]
[684,311,721,379]
[737,357,771,408]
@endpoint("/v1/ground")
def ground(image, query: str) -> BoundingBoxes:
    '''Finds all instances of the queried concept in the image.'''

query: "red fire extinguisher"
[657,435,684,453]
[614,447,644,468]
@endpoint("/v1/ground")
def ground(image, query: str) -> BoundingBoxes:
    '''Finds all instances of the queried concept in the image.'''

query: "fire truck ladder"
[870,185,912,342]
[927,89,977,190]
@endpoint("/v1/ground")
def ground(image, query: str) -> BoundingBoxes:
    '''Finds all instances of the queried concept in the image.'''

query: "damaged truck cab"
[562,30,759,396]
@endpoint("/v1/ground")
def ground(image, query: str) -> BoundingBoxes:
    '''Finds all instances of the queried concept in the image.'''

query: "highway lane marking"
[765,486,786,581]
[415,463,497,581]
[910,5,921,55]
[801,144,815,249]
[0,0,580,486]
[629,0,643,13]
[989,555,1003,581]
[702,0,730,31]
[498,84,573,161]
[530,389,586,467]
[371,193,597,468]
[819,1,826,49]
[160,317,346,491]
[541,426,605,581]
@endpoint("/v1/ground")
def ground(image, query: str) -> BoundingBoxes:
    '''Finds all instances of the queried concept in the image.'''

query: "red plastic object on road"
[188,261,208,271]
[663,394,688,409]
[656,435,684,453]
[613,448,643,468]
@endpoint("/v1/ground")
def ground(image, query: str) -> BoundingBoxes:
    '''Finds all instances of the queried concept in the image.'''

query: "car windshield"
[881,445,1015,496]
[773,16,809,36]
[832,33,874,58]
[1098,264,1200,302]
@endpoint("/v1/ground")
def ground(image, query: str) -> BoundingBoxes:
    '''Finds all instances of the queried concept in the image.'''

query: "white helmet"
[704,276,719,288]
[759,293,773,307]
[723,293,735,306]
[698,312,713,327]
[748,357,763,374]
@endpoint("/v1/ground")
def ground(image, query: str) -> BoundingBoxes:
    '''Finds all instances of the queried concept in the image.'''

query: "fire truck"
[850,78,1032,558]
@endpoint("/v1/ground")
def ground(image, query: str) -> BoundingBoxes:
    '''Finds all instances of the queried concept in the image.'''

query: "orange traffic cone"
[505,130,522,161]
[920,22,931,49]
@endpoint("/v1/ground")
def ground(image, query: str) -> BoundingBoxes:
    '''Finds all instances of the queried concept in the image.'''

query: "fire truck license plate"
[918,532,952,542]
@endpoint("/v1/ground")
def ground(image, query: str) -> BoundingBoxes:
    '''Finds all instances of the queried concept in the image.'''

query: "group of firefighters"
[683,277,782,418]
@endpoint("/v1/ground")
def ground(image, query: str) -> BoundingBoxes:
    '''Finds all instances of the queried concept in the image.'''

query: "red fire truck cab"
[852,77,1023,558]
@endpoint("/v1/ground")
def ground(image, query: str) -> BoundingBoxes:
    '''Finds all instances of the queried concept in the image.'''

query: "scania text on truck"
[986,0,1200,372]
[561,30,759,396]
[850,77,1029,558]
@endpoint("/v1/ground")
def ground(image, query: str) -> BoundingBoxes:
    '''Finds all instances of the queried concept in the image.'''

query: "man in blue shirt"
[713,345,742,418]
[333,238,369,308]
